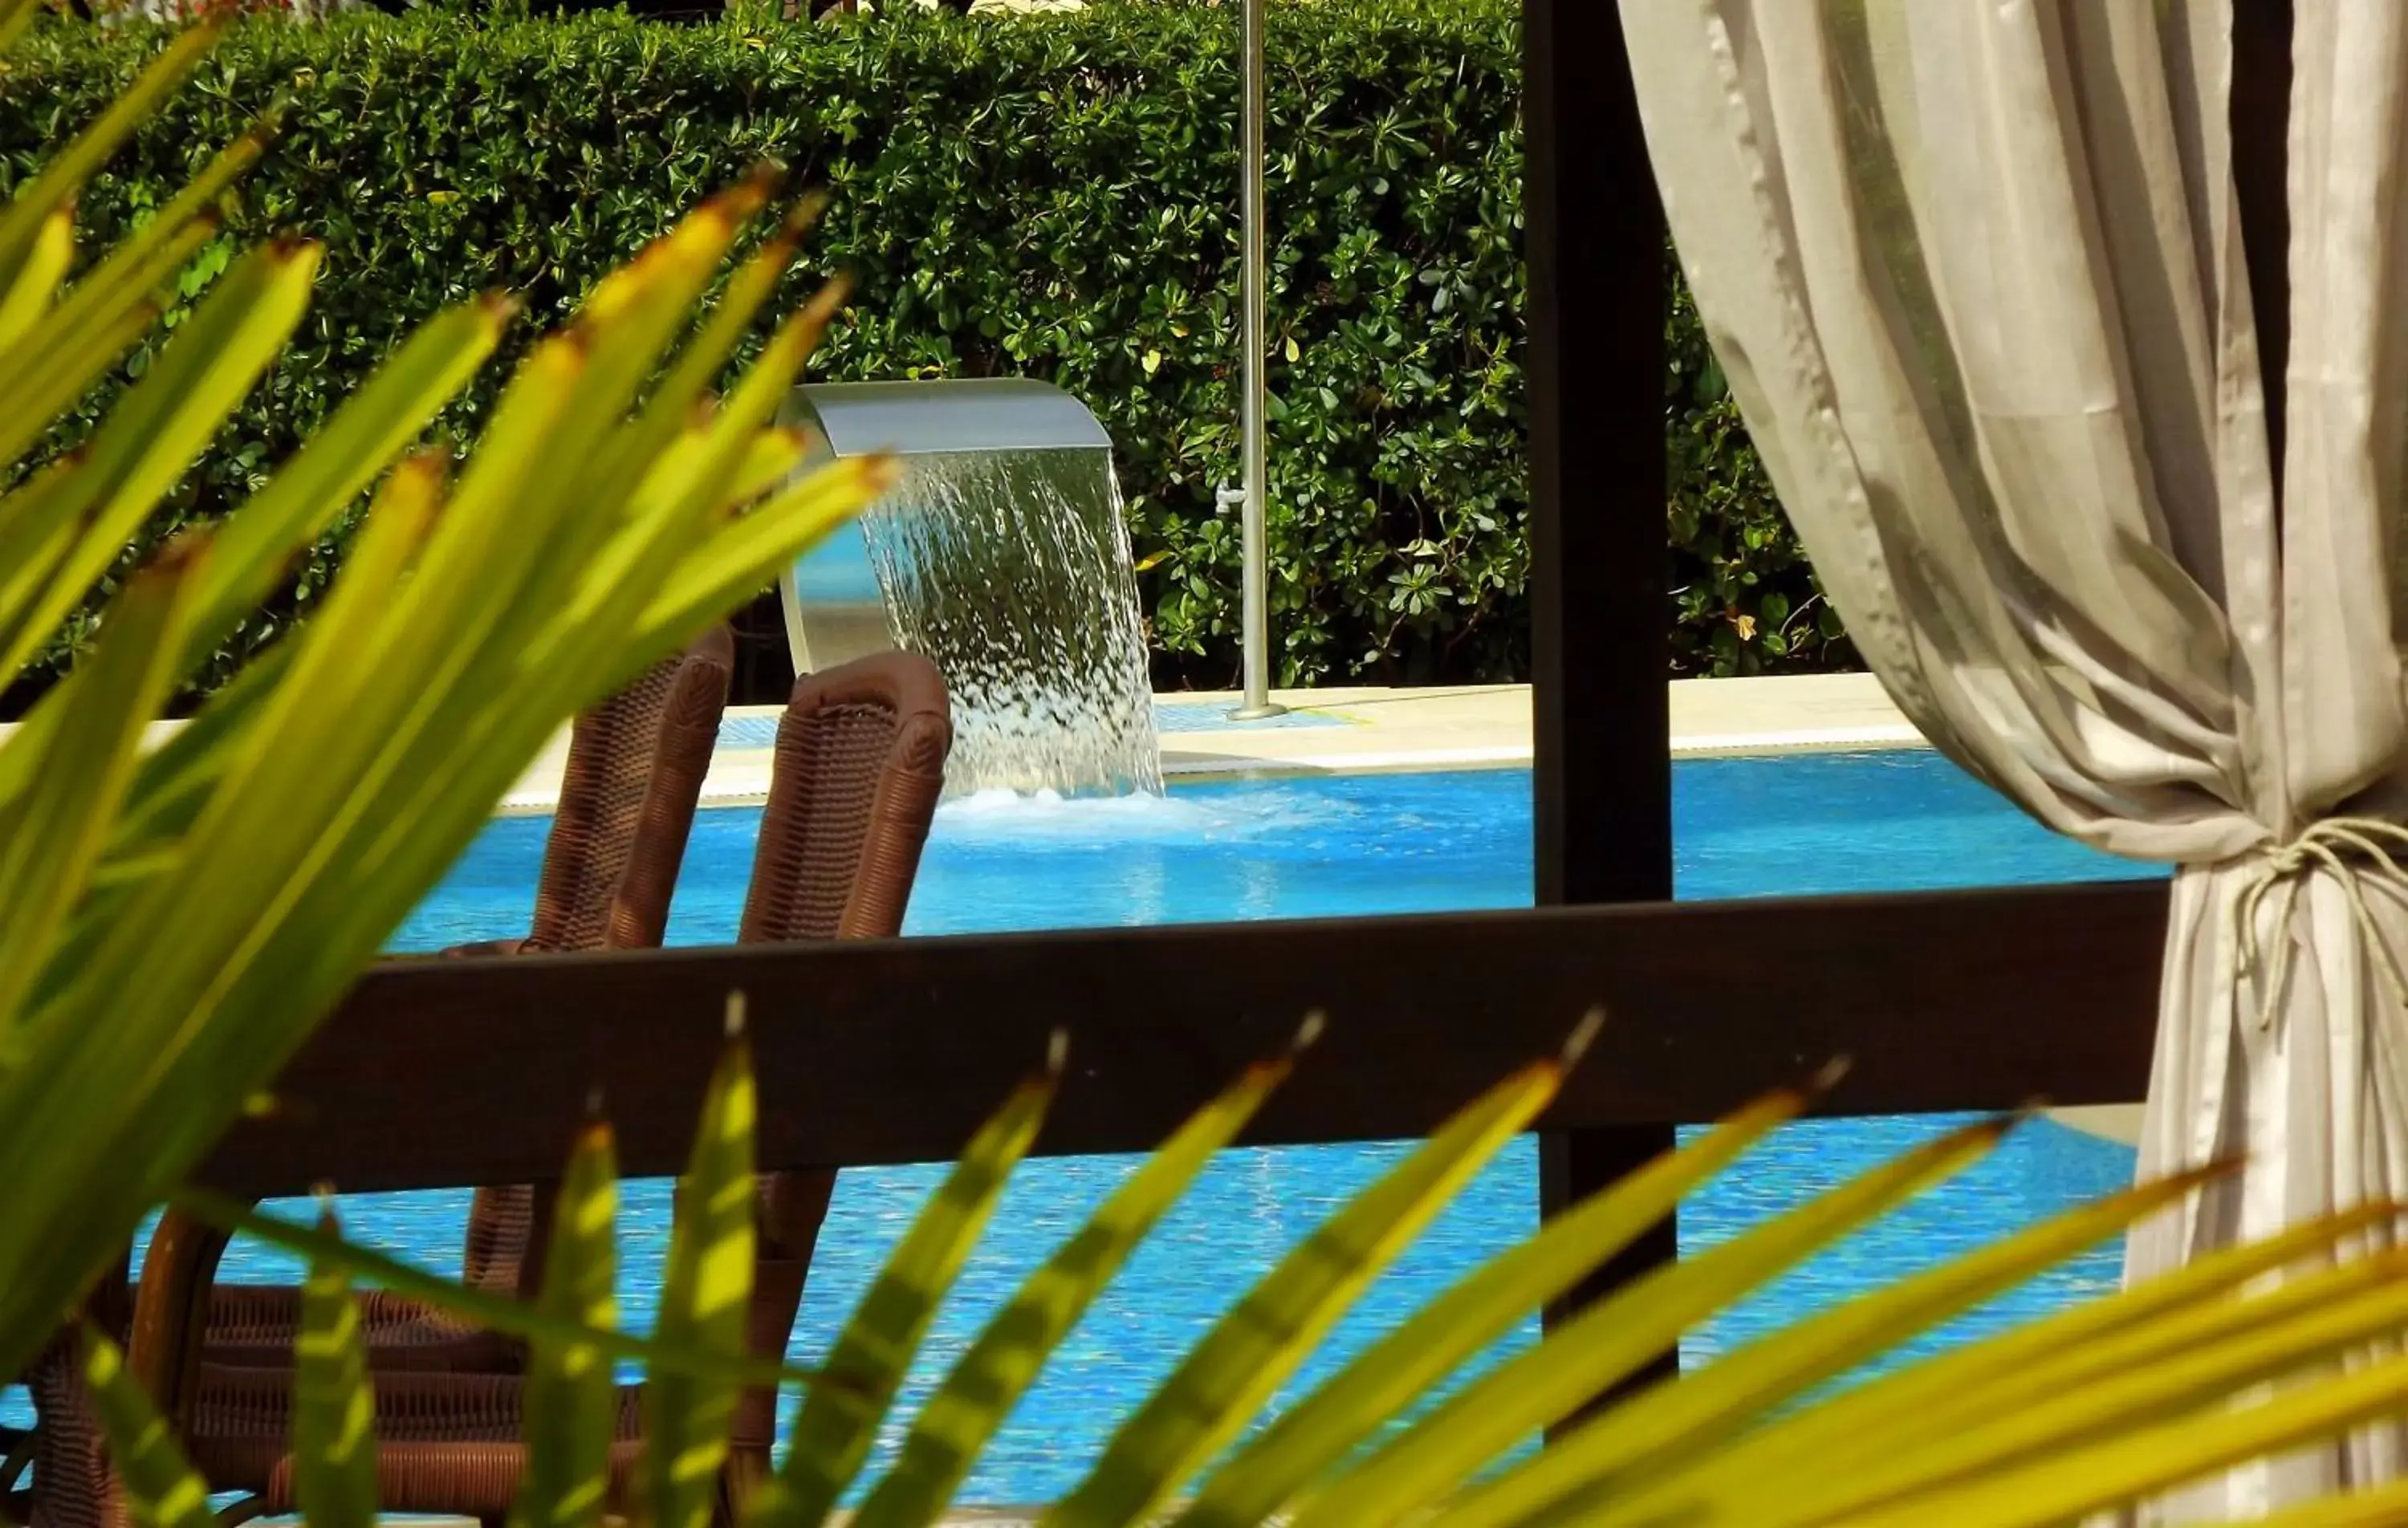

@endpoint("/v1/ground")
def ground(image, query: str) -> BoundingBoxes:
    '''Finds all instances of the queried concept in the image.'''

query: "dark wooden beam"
[1524,0,1667,908]
[207,880,2167,1201]
[1522,0,1677,1387]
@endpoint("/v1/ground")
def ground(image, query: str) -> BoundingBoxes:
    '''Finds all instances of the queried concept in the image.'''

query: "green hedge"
[0,0,1849,699]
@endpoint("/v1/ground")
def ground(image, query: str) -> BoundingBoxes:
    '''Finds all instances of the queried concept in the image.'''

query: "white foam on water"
[931,781,1357,846]
[934,786,1211,843]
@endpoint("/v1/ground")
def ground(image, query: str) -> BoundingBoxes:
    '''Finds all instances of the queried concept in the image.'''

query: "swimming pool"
[397,749,2150,945]
[250,751,2158,1501]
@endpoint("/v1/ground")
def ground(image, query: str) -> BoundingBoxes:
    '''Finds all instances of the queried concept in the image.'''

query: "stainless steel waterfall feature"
[777,379,1163,799]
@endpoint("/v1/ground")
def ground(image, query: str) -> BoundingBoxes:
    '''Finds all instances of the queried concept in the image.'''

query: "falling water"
[836,447,1162,799]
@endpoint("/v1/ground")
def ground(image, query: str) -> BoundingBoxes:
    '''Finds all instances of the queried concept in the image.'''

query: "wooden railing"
[206,879,2169,1201]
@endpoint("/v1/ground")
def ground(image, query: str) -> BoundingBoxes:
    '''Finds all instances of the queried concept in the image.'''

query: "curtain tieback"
[2234,818,2408,1031]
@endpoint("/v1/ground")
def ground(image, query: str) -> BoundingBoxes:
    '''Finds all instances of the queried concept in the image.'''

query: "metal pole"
[1229,0,1286,721]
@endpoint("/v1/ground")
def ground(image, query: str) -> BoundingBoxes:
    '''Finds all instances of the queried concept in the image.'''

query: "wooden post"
[1523,0,1678,1397]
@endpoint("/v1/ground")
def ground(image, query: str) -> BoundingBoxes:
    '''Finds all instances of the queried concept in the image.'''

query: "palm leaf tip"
[729,159,787,213]
[1291,1007,1327,1053]
[1560,1005,1605,1066]
[781,187,835,239]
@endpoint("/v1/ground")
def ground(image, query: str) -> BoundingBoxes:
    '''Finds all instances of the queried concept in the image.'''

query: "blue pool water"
[234,751,2155,1499]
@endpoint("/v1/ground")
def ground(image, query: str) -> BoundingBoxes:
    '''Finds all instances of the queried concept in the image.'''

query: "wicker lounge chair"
[723,650,953,1502]
[205,623,738,1374]
[9,1257,127,1528]
[11,628,734,1528]
[115,651,951,1528]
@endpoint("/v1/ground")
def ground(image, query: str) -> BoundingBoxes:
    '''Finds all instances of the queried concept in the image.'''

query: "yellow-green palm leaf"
[14,19,2408,1528]
[0,19,892,1385]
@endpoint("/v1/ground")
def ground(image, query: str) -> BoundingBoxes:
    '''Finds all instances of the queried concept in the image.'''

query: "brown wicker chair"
[11,629,734,1528]
[7,1256,128,1528]
[726,651,952,1503]
[114,652,951,1528]
[204,623,738,1374]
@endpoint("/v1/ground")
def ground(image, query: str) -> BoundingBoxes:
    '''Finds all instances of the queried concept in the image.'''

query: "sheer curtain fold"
[1621,1,2408,1516]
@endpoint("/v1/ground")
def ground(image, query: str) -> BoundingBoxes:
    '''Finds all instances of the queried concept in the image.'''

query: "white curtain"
[1617,1,2408,1516]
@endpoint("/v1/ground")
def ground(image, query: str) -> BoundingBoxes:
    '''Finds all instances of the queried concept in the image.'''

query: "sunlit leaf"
[643,1010,761,1528]
[0,537,197,1046]
[169,1189,830,1394]
[1596,1201,2399,1528]
[1288,1112,2018,1528]
[512,1120,624,1528]
[754,1037,1062,1528]
[0,118,266,455]
[0,0,39,61]
[1045,1026,1584,1528]
[78,1327,211,1528]
[183,294,511,675]
[1439,1161,2233,1528]
[0,238,319,679]
[581,179,811,510]
[1180,1063,1834,1528]
[633,453,898,659]
[1728,1248,2408,1528]
[1814,1342,2408,1528]
[561,275,856,660]
[292,1205,377,1528]
[856,1024,1309,1528]
[0,205,70,352]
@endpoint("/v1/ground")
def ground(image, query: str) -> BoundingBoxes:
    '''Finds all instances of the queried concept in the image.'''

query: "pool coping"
[0,673,1922,811]
[490,671,1930,815]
